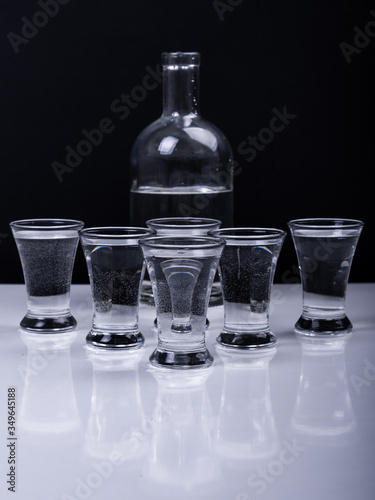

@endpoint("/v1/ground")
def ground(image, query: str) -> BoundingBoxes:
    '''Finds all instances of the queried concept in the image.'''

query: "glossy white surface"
[1,283,374,500]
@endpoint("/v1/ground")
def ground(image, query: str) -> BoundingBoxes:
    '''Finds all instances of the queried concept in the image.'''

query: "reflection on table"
[84,345,147,463]
[290,333,357,446]
[215,345,279,467]
[141,365,222,497]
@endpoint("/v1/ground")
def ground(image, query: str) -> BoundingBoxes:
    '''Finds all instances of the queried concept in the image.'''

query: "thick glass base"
[149,347,213,369]
[153,317,210,329]
[294,315,353,336]
[216,331,277,349]
[20,314,77,332]
[86,331,145,348]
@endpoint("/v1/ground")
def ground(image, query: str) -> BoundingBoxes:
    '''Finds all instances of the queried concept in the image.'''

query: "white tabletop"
[1,283,374,500]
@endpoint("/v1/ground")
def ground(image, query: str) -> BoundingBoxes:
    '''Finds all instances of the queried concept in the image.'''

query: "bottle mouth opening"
[162,52,200,68]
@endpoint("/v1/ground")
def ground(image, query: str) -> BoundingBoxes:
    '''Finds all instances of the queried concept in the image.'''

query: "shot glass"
[146,217,223,322]
[210,228,286,349]
[79,227,153,348]
[140,236,225,368]
[288,218,364,336]
[146,217,222,236]
[10,218,84,332]
[143,217,222,306]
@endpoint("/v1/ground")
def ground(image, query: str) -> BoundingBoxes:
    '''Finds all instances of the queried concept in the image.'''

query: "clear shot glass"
[288,218,364,336]
[209,228,286,349]
[143,217,222,306]
[146,217,222,321]
[140,236,225,368]
[79,227,153,348]
[146,217,222,236]
[10,218,84,332]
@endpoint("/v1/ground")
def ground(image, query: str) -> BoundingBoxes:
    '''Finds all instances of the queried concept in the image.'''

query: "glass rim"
[10,218,84,230]
[79,227,154,239]
[139,235,224,250]
[162,51,200,67]
[288,218,364,230]
[146,217,222,230]
[209,227,286,240]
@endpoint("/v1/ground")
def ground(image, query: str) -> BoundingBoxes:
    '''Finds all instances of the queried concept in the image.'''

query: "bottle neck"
[162,52,200,117]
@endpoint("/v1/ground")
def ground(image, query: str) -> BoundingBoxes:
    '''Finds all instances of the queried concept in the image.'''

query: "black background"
[1,0,374,284]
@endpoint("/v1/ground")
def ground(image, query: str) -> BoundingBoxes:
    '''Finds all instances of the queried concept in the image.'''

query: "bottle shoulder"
[131,114,232,157]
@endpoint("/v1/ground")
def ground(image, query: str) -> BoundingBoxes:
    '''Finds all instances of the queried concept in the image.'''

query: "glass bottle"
[130,52,233,227]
